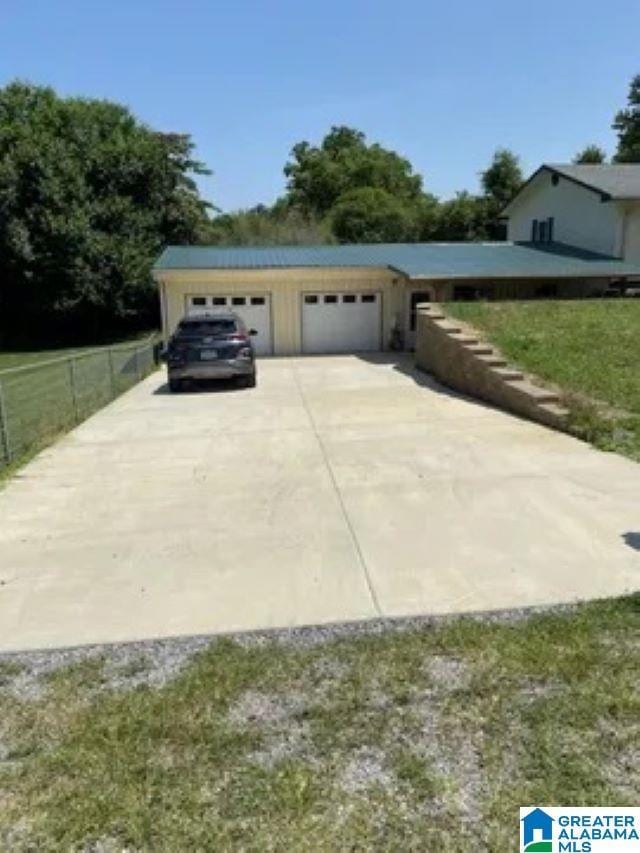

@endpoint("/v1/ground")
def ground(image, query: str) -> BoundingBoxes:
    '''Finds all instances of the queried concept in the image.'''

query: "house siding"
[155,266,407,354]
[507,170,622,257]
[621,202,640,262]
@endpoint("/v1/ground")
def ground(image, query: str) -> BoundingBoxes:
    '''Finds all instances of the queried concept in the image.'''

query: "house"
[503,163,640,262]
[153,164,640,356]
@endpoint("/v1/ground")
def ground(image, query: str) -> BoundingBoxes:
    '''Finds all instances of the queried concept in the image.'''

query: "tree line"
[1,75,639,345]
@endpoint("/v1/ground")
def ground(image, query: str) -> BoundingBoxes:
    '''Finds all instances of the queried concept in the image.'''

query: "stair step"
[538,402,571,421]
[477,354,507,367]
[493,367,524,381]
[464,344,493,355]
[437,323,462,334]
[449,333,479,345]
[507,380,559,403]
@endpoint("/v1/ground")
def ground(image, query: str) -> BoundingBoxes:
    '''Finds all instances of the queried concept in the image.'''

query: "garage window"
[305,295,318,304]
[232,297,246,306]
[342,294,356,303]
[212,297,226,306]
[361,294,376,303]
[251,296,265,305]
[324,295,338,304]
[191,296,206,307]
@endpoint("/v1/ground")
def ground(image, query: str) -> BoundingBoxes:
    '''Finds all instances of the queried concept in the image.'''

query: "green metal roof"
[154,241,640,280]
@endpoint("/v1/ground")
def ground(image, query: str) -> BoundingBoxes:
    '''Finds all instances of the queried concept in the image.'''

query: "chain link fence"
[0,335,160,470]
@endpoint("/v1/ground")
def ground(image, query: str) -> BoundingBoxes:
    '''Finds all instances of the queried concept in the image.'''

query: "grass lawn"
[0,331,157,371]
[1,597,638,850]
[446,300,640,461]
[0,332,159,474]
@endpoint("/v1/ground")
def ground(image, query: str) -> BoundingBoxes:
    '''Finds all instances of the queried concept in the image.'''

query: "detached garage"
[153,243,640,355]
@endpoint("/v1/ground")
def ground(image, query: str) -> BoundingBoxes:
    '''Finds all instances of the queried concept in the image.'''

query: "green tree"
[432,192,487,242]
[331,187,421,243]
[284,126,423,217]
[573,144,607,164]
[613,74,640,162]
[479,149,523,239]
[207,203,332,245]
[0,82,211,344]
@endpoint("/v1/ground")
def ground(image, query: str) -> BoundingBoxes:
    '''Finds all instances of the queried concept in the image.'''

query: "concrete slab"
[0,353,638,652]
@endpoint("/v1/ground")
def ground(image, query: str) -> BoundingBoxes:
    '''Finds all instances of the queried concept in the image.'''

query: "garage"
[302,292,382,354]
[185,293,272,355]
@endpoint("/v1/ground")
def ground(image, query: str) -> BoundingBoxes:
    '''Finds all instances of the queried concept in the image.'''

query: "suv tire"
[169,378,182,393]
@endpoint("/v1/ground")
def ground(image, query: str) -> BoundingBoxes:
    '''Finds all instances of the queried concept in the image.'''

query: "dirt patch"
[340,747,396,794]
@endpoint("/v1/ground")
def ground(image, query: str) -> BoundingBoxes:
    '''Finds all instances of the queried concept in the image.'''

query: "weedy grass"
[446,300,640,460]
[0,596,638,851]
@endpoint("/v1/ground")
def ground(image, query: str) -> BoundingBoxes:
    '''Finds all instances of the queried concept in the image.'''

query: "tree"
[284,126,423,217]
[207,203,332,246]
[0,82,212,344]
[573,144,607,164]
[613,74,640,162]
[331,187,421,243]
[479,149,523,239]
[432,192,487,242]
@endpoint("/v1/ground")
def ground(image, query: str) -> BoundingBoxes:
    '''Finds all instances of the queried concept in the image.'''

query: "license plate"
[200,349,218,360]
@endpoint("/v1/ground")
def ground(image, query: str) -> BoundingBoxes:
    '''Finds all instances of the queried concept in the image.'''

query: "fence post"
[0,379,12,465]
[107,349,116,398]
[135,347,141,381]
[68,358,79,423]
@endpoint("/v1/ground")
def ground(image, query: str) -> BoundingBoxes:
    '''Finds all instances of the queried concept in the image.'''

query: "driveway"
[0,355,638,652]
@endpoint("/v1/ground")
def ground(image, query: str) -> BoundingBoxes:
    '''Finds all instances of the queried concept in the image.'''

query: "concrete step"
[437,323,462,334]
[507,379,560,403]
[493,367,524,381]
[538,402,571,421]
[449,333,479,345]
[464,344,493,355]
[476,354,507,367]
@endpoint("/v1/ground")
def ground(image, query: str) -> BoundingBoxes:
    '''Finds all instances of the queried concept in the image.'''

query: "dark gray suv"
[165,313,257,392]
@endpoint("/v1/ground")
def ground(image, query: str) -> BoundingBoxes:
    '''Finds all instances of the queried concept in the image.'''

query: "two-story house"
[154,164,640,355]
[503,163,640,262]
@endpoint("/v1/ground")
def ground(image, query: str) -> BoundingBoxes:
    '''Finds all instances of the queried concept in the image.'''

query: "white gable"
[506,168,623,257]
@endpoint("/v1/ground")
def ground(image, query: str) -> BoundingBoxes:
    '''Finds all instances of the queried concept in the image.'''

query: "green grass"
[1,597,639,850]
[0,333,159,475]
[446,300,640,460]
[0,332,157,371]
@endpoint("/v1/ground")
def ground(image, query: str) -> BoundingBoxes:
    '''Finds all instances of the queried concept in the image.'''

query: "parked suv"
[165,313,257,391]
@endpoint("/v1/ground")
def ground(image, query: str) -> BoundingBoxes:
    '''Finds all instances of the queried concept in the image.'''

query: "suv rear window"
[178,319,236,336]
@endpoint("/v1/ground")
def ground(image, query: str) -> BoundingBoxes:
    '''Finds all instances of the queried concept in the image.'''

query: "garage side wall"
[156,267,402,354]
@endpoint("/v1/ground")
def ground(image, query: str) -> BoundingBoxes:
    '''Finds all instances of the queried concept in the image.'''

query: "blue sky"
[1,0,639,212]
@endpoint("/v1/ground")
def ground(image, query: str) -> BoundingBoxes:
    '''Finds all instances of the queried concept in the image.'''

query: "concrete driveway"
[1,355,639,652]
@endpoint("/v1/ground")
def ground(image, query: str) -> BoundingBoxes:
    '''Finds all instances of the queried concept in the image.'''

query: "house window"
[324,294,338,304]
[538,220,548,243]
[453,285,481,302]
[191,297,206,306]
[531,219,539,242]
[547,217,554,242]
[552,173,560,186]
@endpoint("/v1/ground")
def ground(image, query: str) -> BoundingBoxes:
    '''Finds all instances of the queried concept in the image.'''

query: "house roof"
[502,163,640,215]
[545,164,640,200]
[154,241,640,280]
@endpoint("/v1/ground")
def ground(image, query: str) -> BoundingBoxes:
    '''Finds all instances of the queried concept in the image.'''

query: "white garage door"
[302,292,382,354]
[185,294,272,355]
